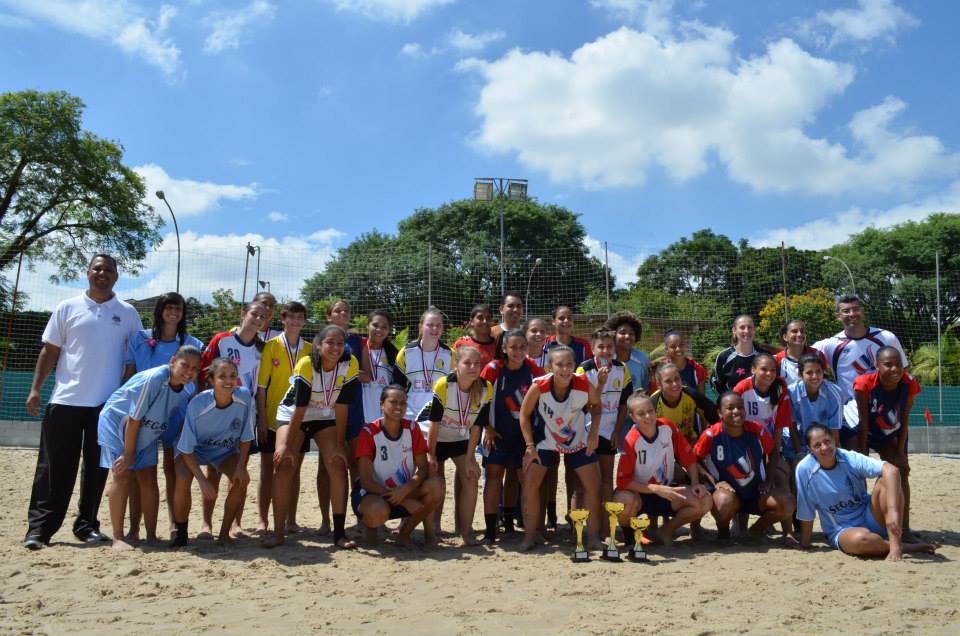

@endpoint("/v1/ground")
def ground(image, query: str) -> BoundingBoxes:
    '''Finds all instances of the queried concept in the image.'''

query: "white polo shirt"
[42,292,143,407]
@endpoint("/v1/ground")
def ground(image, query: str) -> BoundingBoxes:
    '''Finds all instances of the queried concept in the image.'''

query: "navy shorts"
[436,440,469,462]
[536,447,598,471]
[259,427,311,454]
[595,436,616,456]
[302,419,336,438]
[351,486,411,521]
[738,496,762,516]
[867,429,905,455]
[484,440,524,469]
[839,426,860,446]
[639,492,676,516]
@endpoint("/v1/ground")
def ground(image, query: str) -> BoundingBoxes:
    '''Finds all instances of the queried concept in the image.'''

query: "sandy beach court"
[1,448,958,635]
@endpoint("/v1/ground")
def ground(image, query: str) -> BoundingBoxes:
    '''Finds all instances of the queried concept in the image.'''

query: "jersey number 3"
[380,446,389,461]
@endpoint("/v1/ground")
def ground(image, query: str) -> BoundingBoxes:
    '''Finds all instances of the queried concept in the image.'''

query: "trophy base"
[630,548,648,562]
[602,547,622,562]
[572,550,590,563]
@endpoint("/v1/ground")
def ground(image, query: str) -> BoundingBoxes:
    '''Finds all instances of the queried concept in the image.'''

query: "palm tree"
[910,328,960,385]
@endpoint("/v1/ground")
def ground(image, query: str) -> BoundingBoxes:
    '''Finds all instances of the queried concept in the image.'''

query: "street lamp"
[823,255,856,294]
[474,177,528,296]
[525,257,543,313]
[155,190,181,293]
[242,243,261,303]
[258,280,271,294]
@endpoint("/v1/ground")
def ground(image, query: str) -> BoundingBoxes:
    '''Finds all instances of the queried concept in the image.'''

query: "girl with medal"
[256,301,314,539]
[270,325,360,548]
[395,308,455,432]
[358,309,399,424]
[426,346,492,545]
[325,299,366,486]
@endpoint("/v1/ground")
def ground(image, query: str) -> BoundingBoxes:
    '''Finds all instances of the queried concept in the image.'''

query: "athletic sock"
[333,514,346,543]
[169,521,188,548]
[546,502,557,526]
[502,507,515,533]
[484,513,498,541]
[621,525,635,547]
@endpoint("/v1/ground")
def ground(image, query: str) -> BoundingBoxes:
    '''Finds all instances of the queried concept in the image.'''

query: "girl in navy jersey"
[453,304,497,366]
[694,392,795,540]
[853,346,920,537]
[170,357,255,547]
[479,329,544,543]
[525,317,555,528]
[711,315,760,395]
[518,345,604,552]
[427,346,492,545]
[353,386,444,547]
[358,309,399,424]
[662,330,707,394]
[274,325,360,548]
[543,306,592,367]
[774,319,828,386]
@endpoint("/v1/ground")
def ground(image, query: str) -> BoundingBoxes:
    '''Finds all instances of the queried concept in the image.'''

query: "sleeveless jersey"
[577,357,632,440]
[532,373,591,453]
[276,352,360,423]
[852,371,921,439]
[732,376,793,438]
[695,420,774,500]
[617,418,696,489]
[426,373,493,443]
[355,419,427,490]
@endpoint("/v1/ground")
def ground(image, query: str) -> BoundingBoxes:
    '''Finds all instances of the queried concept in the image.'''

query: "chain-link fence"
[1,240,957,430]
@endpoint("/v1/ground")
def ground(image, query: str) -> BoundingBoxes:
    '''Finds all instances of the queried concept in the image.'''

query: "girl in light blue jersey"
[98,345,201,550]
[170,357,255,547]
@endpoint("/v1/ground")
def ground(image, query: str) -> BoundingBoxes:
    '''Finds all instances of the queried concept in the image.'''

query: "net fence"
[1,240,957,427]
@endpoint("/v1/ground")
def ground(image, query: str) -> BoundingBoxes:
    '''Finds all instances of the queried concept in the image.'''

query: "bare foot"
[519,536,538,551]
[902,541,939,555]
[335,537,357,550]
[423,534,440,550]
[217,534,235,547]
[365,527,381,545]
[112,539,135,551]
[747,523,768,540]
[394,534,416,549]
[260,533,285,549]
[286,522,302,534]
[144,534,160,546]
[690,522,704,541]
[657,526,674,548]
[317,523,331,537]
[229,525,249,539]
[716,525,731,542]
[197,526,214,540]
[460,533,480,547]
[124,530,141,544]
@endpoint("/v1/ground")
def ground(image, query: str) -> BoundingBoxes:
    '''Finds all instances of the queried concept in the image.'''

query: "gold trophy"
[569,509,590,562]
[603,502,624,562]
[629,516,651,562]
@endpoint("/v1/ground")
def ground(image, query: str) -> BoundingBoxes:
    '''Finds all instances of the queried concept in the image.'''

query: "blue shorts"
[351,485,411,521]
[484,440,524,469]
[830,504,887,551]
[159,420,185,449]
[639,492,675,516]
[537,447,598,471]
[177,447,239,472]
[839,425,860,446]
[99,444,159,471]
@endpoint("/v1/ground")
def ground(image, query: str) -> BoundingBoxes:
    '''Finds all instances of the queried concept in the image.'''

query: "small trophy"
[603,502,624,562]
[569,509,590,562]
[629,516,651,562]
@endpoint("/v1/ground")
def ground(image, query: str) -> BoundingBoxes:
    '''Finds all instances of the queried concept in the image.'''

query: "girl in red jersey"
[854,346,920,537]
[452,304,497,367]
[775,319,828,386]
[426,346,492,546]
[518,345,603,552]
[353,386,444,547]
[612,392,712,547]
[479,328,544,543]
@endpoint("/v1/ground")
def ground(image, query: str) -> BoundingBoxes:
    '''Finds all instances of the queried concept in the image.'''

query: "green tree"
[0,90,161,279]
[188,289,241,345]
[301,199,607,331]
[757,287,837,345]
[910,329,960,385]
[633,229,739,303]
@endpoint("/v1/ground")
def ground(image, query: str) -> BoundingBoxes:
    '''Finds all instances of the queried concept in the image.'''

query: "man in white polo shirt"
[23,254,143,549]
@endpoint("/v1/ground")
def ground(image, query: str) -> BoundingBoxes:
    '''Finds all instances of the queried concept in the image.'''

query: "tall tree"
[0,90,161,278]
[633,229,739,303]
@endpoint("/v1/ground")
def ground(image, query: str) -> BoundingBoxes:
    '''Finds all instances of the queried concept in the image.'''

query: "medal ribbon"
[421,344,439,386]
[369,347,384,382]
[318,361,342,407]
[457,386,472,430]
[281,333,301,372]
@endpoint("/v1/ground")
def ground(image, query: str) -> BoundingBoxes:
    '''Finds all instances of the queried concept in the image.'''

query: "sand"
[0,448,957,636]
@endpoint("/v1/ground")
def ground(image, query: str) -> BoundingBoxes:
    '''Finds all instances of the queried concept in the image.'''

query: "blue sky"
[1,0,958,307]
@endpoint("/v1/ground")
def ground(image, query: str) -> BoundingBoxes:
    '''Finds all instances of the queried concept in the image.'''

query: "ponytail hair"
[493,328,527,362]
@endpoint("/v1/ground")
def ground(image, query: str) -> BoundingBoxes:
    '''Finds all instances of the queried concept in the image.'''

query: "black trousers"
[26,403,108,541]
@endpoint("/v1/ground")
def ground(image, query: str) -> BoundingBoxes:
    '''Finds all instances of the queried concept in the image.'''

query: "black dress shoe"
[23,535,45,550]
[74,528,110,543]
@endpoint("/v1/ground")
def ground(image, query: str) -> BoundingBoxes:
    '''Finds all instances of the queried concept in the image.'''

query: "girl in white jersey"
[396,308,455,428]
[251,291,281,342]
[358,309,399,424]
[518,345,603,552]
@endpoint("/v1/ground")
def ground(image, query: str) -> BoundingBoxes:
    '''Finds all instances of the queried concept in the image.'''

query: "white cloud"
[584,236,648,288]
[0,0,182,79]
[814,0,918,47]
[229,158,254,167]
[400,42,428,57]
[751,181,960,250]
[446,27,504,53]
[465,26,959,194]
[328,0,455,23]
[0,12,31,27]
[19,229,348,311]
[203,0,275,54]
[267,211,288,222]
[590,0,675,39]
[135,164,258,217]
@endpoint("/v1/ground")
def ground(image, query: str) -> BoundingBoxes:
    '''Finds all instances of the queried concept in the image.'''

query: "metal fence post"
[427,244,432,309]
[936,250,943,427]
[780,241,789,322]
[604,241,611,318]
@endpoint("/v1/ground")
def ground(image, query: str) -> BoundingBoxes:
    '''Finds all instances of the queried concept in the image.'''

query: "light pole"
[474,178,528,296]
[525,257,542,313]
[243,243,260,303]
[823,255,856,294]
[259,280,271,294]
[155,190,181,293]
